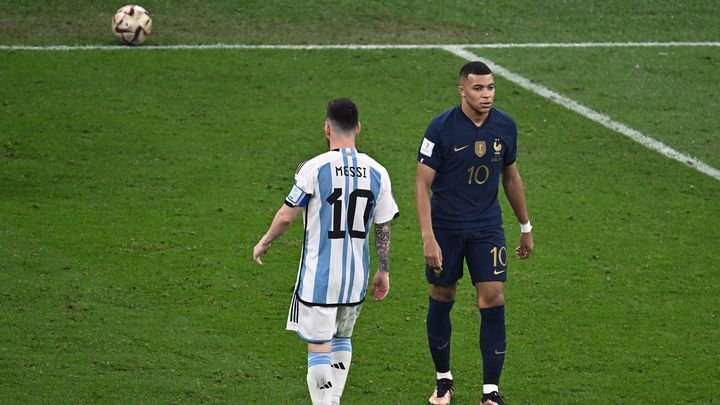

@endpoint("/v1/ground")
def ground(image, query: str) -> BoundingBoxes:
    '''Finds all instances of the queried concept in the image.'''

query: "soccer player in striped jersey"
[416,62,534,405]
[253,98,399,405]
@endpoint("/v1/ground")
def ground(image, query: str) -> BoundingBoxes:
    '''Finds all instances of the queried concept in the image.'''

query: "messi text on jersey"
[335,165,368,178]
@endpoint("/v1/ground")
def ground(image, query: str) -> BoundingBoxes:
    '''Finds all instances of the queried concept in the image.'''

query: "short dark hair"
[459,61,492,81]
[326,98,359,133]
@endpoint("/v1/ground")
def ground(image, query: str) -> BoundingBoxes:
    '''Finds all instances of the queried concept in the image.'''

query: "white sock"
[307,353,332,405]
[483,384,499,394]
[330,337,353,405]
[436,370,453,380]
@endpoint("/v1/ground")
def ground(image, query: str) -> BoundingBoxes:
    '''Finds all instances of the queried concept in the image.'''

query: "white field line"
[1,41,720,51]
[444,46,720,181]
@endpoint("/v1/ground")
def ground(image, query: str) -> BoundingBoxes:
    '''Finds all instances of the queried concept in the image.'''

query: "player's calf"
[307,352,333,405]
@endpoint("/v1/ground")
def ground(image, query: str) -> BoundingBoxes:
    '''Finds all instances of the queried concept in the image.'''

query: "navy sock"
[480,305,506,385]
[427,296,454,373]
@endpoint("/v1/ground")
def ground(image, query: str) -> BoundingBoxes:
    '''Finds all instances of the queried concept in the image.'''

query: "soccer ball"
[111,5,152,46]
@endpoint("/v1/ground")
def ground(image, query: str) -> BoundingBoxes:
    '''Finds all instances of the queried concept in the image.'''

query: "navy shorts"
[425,229,507,286]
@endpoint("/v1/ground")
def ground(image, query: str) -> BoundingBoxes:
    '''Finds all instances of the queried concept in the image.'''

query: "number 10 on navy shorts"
[425,230,508,286]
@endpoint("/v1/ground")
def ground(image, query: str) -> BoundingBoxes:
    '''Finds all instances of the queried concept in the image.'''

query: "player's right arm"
[253,204,301,265]
[415,162,442,269]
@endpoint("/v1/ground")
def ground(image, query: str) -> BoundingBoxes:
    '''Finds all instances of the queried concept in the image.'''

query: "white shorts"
[286,293,362,342]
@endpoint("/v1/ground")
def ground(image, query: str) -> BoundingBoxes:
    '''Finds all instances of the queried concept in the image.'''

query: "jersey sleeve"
[417,121,442,170]
[373,170,399,224]
[504,119,518,165]
[285,161,315,207]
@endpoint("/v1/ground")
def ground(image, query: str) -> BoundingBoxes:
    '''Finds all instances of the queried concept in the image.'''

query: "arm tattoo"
[374,221,391,273]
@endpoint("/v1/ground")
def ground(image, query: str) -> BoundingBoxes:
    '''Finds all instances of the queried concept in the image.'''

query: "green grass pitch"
[1,1,719,403]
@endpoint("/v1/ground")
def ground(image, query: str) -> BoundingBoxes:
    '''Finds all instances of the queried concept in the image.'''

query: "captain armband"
[285,184,310,207]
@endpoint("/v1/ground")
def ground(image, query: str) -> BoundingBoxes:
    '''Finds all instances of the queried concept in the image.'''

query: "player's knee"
[429,284,456,301]
[477,292,504,308]
[477,286,505,308]
[475,281,504,308]
[308,342,332,353]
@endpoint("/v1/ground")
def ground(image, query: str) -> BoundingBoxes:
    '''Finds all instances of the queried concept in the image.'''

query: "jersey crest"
[475,141,487,158]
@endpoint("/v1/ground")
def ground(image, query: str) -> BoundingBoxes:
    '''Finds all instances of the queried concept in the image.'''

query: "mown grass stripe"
[4,41,717,181]
[1,41,719,51]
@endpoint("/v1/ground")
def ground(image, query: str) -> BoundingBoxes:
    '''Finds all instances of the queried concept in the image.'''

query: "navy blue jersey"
[418,106,517,232]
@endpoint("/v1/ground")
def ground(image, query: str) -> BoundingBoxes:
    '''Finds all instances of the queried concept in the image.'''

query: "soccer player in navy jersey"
[253,98,399,405]
[416,61,534,405]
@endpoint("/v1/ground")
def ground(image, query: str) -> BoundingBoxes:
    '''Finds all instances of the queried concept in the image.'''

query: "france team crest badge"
[493,140,503,154]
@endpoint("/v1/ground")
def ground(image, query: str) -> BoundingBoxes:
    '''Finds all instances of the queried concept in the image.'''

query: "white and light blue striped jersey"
[284,148,399,306]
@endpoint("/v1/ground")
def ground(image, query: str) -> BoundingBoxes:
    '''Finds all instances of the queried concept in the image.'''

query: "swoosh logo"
[493,268,506,275]
[436,341,450,350]
[453,145,469,152]
[494,350,506,355]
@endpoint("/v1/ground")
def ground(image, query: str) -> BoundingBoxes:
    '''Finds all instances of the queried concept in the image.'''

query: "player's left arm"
[370,220,392,301]
[253,204,302,265]
[501,162,534,259]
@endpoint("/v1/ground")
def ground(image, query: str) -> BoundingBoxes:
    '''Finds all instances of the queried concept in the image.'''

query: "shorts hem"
[471,278,507,285]
[426,279,459,287]
[295,330,333,343]
[296,294,365,307]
